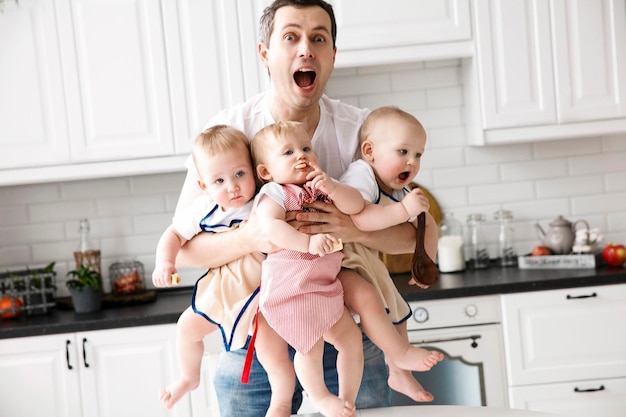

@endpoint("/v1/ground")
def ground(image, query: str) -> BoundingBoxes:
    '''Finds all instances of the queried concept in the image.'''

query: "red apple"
[602,243,626,267]
[531,246,552,256]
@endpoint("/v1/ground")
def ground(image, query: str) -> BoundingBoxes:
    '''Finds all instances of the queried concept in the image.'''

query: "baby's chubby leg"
[296,309,362,417]
[255,313,296,417]
[338,269,443,400]
[160,306,217,409]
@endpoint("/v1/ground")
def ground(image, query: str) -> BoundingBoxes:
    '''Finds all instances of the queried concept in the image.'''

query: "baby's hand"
[308,233,342,256]
[401,188,430,217]
[152,263,178,287]
[307,162,336,195]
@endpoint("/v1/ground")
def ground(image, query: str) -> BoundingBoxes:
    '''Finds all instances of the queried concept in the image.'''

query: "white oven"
[392,295,509,408]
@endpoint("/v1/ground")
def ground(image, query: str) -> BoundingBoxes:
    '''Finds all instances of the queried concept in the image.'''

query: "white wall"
[1,60,625,295]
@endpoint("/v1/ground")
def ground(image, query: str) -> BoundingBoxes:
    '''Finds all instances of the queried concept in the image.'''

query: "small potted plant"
[66,264,102,313]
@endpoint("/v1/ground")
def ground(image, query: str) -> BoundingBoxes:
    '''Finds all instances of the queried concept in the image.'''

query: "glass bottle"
[73,218,102,282]
[466,213,490,269]
[437,212,465,273]
[495,209,517,266]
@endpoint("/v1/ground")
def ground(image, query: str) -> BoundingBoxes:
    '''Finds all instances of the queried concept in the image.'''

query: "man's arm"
[296,200,417,255]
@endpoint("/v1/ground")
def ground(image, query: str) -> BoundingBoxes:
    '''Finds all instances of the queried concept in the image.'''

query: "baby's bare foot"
[393,346,443,372]
[313,394,355,417]
[159,377,199,409]
[388,368,434,402]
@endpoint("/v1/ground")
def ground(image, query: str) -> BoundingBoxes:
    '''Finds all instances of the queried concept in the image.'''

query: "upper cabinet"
[331,0,473,68]
[465,0,626,145]
[0,0,257,186]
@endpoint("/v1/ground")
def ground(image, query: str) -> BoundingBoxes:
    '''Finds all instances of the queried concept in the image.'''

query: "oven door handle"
[413,335,482,348]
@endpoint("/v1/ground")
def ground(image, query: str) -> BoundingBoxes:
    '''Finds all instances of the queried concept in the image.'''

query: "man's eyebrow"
[281,23,331,35]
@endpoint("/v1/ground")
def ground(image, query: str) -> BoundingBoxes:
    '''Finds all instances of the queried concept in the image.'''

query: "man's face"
[259,5,336,112]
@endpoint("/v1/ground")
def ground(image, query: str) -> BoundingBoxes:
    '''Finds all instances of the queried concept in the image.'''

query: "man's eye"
[284,34,295,41]
[314,35,326,43]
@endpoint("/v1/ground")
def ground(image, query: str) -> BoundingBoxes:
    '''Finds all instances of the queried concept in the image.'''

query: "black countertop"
[2,266,625,340]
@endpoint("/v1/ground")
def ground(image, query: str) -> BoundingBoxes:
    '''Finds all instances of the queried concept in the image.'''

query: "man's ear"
[361,141,374,161]
[258,42,269,68]
[256,164,272,181]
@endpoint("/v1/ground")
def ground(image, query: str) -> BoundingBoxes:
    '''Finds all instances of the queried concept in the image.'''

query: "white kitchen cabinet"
[0,0,256,186]
[501,283,626,417]
[330,0,473,68]
[465,0,626,145]
[0,324,191,417]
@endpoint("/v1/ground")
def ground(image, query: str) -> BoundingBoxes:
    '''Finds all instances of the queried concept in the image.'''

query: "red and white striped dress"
[258,183,344,355]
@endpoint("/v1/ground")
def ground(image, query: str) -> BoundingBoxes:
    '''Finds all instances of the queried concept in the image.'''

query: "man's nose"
[298,39,314,58]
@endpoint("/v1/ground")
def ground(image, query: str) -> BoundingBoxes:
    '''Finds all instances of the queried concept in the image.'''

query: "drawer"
[502,283,626,385]
[509,377,626,417]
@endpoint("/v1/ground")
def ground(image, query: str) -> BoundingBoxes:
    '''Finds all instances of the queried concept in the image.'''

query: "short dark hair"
[259,0,337,48]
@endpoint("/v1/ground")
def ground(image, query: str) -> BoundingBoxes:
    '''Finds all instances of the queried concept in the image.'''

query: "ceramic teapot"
[535,215,589,255]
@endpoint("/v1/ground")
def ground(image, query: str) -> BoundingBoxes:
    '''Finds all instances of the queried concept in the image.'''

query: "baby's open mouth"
[295,163,308,169]
[294,69,316,88]
[398,171,410,181]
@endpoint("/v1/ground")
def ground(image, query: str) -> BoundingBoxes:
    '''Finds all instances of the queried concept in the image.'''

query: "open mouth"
[398,171,410,182]
[295,163,308,169]
[294,69,316,88]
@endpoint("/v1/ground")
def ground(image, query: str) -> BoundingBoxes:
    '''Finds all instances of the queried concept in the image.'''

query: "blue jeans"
[213,329,391,417]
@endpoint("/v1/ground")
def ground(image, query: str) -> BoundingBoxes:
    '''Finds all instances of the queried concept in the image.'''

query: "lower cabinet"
[0,324,190,417]
[501,283,626,417]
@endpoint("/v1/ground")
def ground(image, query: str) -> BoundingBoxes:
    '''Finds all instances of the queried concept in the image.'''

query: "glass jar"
[73,218,102,289]
[495,209,517,266]
[466,213,490,269]
[437,212,465,273]
[109,260,145,295]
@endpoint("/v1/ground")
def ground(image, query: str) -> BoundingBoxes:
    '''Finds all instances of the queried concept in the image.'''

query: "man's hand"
[239,212,280,254]
[295,200,363,243]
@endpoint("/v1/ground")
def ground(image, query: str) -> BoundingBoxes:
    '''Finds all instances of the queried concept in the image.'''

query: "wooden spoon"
[410,212,439,287]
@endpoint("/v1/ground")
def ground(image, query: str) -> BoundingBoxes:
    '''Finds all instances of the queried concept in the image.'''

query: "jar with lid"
[437,212,465,273]
[495,209,517,266]
[466,213,490,269]
[109,260,145,295]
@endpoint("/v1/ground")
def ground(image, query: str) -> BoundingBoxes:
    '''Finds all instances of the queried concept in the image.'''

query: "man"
[174,1,427,416]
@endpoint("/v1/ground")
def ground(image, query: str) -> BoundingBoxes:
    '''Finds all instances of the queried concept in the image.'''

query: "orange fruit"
[0,296,24,319]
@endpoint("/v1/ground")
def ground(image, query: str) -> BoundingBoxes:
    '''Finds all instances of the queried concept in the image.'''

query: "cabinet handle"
[566,292,597,300]
[66,340,73,370]
[574,385,605,393]
[82,337,90,368]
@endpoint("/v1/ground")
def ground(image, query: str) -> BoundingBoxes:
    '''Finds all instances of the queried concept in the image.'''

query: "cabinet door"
[62,0,174,162]
[551,0,626,123]
[509,377,626,417]
[333,0,472,67]
[472,0,556,129]
[163,0,254,157]
[0,0,72,169]
[501,284,626,386]
[78,324,190,417]
[0,334,82,417]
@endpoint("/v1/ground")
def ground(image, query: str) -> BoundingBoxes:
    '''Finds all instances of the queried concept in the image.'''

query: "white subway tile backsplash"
[29,200,97,223]
[1,59,625,272]
[61,178,131,200]
[434,165,500,188]
[96,195,166,217]
[468,182,535,205]
[501,159,569,182]
[569,152,626,176]
[606,172,626,192]
[535,176,604,199]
